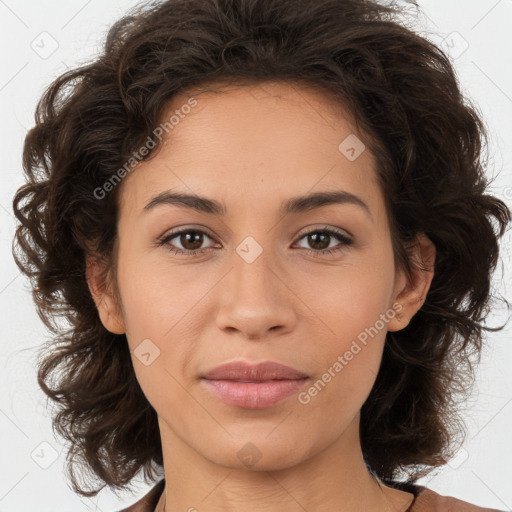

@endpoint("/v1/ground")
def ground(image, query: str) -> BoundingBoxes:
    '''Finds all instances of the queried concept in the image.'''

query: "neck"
[154,413,414,512]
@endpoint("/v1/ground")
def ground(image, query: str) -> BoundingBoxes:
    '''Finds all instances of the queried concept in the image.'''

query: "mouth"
[199,359,309,409]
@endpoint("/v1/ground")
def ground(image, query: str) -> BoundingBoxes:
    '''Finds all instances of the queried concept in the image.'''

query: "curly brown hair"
[12,0,510,499]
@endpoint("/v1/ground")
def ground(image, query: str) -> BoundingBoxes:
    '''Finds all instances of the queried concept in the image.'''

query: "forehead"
[171,79,352,121]
[117,81,384,224]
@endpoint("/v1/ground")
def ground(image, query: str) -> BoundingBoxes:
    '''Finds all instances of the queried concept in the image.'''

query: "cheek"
[298,281,392,423]
[117,256,211,397]
[117,261,202,409]
[117,250,199,339]
[299,253,395,340]
[295,248,395,395]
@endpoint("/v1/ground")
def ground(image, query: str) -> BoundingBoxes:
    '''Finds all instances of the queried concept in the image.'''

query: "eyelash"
[157,226,353,258]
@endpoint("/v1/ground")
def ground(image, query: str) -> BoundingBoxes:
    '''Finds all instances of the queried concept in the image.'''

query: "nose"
[215,243,297,340]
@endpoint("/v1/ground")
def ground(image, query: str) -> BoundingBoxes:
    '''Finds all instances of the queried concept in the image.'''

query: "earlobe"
[85,256,126,335]
[387,233,436,332]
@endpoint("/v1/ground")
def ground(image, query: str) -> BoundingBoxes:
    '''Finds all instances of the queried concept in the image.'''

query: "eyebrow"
[143,189,372,220]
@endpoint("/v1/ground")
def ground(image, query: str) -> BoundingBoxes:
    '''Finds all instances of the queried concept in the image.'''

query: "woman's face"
[91,81,428,470]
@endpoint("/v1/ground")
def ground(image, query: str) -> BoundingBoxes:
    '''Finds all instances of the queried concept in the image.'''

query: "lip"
[201,379,309,409]
[200,360,309,409]
[200,360,308,381]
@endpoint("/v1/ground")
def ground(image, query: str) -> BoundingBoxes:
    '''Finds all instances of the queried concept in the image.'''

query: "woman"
[12,0,510,511]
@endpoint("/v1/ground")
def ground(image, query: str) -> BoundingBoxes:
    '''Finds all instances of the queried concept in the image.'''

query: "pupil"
[309,233,329,250]
[182,231,203,250]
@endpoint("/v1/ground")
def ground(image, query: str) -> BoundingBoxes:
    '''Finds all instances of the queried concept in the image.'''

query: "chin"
[199,433,312,471]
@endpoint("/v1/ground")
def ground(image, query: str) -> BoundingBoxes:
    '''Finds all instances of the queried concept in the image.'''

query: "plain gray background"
[1,0,511,511]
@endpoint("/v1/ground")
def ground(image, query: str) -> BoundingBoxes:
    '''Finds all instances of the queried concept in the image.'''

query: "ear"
[86,255,126,335]
[387,233,436,332]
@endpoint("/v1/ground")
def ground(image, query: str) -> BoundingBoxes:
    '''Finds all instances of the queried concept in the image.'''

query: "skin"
[87,81,435,512]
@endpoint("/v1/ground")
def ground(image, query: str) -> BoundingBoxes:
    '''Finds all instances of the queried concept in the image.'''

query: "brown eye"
[158,229,216,255]
[295,228,353,256]
[304,232,331,250]
[177,231,205,251]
